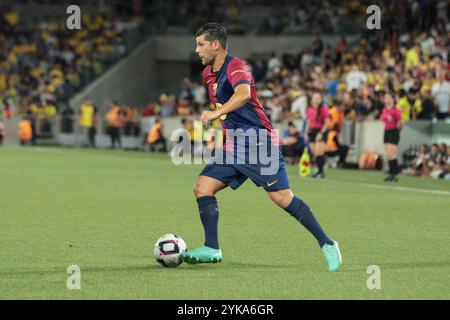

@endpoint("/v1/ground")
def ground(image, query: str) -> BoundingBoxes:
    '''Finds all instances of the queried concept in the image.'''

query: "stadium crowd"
[147,30,449,124]
[403,143,450,179]
[146,0,361,35]
[0,3,138,122]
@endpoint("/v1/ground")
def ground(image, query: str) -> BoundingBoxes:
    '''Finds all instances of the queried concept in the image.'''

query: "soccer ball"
[153,234,187,267]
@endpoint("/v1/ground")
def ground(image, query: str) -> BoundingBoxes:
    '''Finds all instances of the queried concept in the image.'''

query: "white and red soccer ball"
[153,234,187,267]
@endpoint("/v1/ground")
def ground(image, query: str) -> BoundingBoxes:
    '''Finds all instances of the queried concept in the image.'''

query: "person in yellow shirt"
[405,44,420,70]
[79,98,94,128]
[4,9,19,27]
[398,88,422,121]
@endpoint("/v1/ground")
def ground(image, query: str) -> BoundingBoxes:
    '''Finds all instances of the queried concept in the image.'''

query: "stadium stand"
[1,0,449,179]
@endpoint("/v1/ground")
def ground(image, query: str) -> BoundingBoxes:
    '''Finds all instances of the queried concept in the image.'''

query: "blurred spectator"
[147,118,166,152]
[0,117,4,145]
[89,107,98,148]
[79,97,95,147]
[60,104,75,133]
[18,116,32,146]
[328,99,345,133]
[418,88,436,120]
[398,88,422,121]
[405,144,430,176]
[325,125,349,168]
[105,101,122,149]
[440,145,450,180]
[122,104,134,136]
[267,52,281,75]
[345,65,367,92]
[141,102,156,147]
[281,121,304,164]
[431,73,450,120]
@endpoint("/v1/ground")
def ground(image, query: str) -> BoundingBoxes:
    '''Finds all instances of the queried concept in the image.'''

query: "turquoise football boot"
[321,241,342,272]
[179,246,223,264]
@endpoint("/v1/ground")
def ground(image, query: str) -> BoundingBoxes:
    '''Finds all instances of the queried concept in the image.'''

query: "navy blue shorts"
[200,150,290,192]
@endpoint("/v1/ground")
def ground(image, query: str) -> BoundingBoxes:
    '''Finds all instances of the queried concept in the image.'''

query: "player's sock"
[284,196,334,247]
[392,159,399,175]
[388,159,395,175]
[317,155,325,174]
[197,196,220,250]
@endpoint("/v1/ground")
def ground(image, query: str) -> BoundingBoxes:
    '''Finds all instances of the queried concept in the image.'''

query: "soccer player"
[179,23,342,272]
[381,92,403,182]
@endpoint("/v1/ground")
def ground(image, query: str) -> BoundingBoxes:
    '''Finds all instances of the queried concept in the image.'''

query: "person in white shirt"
[267,52,281,73]
[431,74,450,119]
[290,91,308,133]
[291,92,308,120]
[345,65,367,92]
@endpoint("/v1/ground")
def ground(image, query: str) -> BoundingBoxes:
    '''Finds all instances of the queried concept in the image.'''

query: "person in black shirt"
[418,88,436,120]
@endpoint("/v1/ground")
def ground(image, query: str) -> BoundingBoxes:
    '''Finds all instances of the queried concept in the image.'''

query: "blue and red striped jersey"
[202,54,279,149]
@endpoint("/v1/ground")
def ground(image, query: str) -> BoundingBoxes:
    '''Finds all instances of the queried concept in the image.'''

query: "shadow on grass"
[0,260,317,277]
[7,259,444,277]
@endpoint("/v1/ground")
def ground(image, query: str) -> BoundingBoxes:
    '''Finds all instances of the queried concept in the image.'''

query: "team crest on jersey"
[212,83,218,96]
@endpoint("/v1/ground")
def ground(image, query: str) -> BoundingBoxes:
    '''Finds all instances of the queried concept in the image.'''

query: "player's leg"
[311,138,325,178]
[267,188,342,272]
[387,143,399,181]
[267,189,333,248]
[193,175,226,250]
[180,176,226,264]
[314,136,326,178]
[383,143,392,181]
[181,163,246,264]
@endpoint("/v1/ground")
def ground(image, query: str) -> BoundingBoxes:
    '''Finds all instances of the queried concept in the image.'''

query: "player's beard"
[200,54,214,66]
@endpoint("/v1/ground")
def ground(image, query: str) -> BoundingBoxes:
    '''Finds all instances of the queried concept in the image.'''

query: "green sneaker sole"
[180,254,223,264]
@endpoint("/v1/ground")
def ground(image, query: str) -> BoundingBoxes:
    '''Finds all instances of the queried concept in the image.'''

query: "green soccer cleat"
[321,241,342,272]
[179,246,223,264]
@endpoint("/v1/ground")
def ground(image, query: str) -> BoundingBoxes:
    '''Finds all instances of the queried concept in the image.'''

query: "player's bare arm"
[200,84,251,125]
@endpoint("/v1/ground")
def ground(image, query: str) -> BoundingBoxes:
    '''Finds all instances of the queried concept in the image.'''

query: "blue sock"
[197,196,219,250]
[284,197,334,248]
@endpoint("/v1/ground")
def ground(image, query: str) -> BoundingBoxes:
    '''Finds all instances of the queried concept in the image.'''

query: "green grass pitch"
[0,146,449,299]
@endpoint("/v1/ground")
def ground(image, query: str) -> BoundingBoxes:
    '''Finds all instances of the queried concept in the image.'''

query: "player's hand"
[201,110,221,126]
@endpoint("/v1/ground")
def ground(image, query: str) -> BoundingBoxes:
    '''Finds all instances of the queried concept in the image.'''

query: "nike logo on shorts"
[266,180,278,187]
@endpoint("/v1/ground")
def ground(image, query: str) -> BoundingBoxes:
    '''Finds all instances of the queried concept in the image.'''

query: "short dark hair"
[196,23,228,49]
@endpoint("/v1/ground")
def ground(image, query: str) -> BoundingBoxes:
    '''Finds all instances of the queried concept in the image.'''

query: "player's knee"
[193,182,213,197]
[269,190,294,208]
